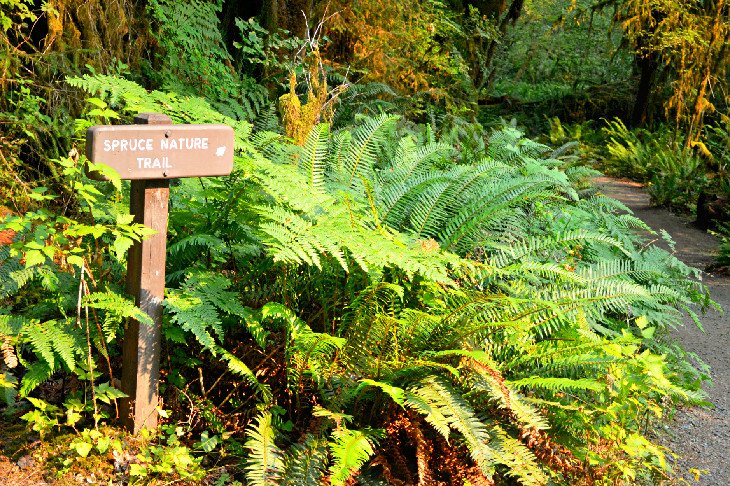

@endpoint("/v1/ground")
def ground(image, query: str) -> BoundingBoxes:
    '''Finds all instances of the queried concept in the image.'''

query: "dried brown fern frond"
[1,334,18,369]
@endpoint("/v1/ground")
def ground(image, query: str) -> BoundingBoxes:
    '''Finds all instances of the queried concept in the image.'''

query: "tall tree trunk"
[480,0,524,92]
[43,0,147,69]
[260,0,316,37]
[631,52,658,127]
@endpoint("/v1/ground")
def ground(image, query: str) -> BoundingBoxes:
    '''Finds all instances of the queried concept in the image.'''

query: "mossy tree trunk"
[229,0,314,37]
[42,0,149,73]
[3,0,151,178]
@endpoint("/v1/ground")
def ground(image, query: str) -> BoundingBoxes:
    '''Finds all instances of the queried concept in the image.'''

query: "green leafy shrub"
[146,0,270,122]
[601,119,708,213]
[0,155,153,403]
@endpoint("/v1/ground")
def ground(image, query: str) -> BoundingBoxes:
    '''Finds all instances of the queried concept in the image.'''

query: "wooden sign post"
[86,113,234,433]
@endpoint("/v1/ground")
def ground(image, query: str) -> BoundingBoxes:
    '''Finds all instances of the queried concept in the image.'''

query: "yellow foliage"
[321,0,461,98]
[620,0,729,138]
[689,140,714,161]
[279,51,343,146]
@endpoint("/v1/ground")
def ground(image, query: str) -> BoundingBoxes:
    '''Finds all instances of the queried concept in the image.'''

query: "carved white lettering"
[106,138,154,152]
[159,137,210,151]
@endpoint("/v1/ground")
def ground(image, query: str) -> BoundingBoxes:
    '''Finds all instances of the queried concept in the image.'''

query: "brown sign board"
[86,124,234,180]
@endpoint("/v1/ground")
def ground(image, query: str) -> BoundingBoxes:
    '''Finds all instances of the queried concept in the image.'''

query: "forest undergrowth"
[0,73,718,484]
[1,0,728,485]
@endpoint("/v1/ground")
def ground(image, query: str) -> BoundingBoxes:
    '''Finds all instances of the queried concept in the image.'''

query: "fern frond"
[491,425,547,486]
[21,319,80,373]
[281,435,329,486]
[507,376,603,393]
[409,377,496,476]
[164,271,253,353]
[288,323,345,387]
[328,427,381,486]
[217,347,272,402]
[491,231,628,268]
[355,379,407,407]
[19,361,53,397]
[550,141,580,159]
[344,114,399,187]
[299,123,330,190]
[84,290,153,343]
[167,234,226,259]
[164,292,221,352]
[245,412,285,486]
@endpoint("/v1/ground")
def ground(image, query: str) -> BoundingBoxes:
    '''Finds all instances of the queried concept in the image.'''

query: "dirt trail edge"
[595,177,730,485]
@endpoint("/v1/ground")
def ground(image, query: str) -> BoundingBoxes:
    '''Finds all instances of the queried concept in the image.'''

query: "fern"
[328,427,381,486]
[287,321,345,388]
[167,234,226,260]
[66,74,149,108]
[146,0,269,121]
[281,435,329,486]
[408,377,499,477]
[245,412,285,486]
[1,317,84,396]
[83,290,153,343]
[58,75,714,483]
[490,425,547,486]
[298,123,330,191]
[164,292,223,352]
[343,114,399,187]
[507,376,603,393]
[217,347,272,402]
[18,361,53,397]
[164,271,258,354]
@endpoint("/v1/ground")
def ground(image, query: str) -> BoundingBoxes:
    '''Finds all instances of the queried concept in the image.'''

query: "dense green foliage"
[1,73,716,483]
[1,0,726,484]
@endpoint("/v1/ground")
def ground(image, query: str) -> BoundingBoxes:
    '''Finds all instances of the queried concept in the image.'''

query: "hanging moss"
[0,0,154,203]
[43,0,150,72]
[279,52,340,146]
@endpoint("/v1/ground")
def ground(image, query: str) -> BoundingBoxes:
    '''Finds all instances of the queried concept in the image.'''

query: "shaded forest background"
[3,0,729,213]
[1,0,729,485]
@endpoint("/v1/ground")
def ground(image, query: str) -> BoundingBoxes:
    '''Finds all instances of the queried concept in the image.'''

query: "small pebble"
[16,455,34,470]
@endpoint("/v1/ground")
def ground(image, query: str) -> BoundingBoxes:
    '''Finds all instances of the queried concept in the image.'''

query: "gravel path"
[595,177,730,485]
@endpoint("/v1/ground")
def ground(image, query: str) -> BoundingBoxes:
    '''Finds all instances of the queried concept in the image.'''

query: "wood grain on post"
[120,113,172,433]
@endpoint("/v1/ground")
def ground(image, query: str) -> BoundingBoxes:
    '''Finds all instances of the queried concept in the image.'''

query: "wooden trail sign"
[86,119,234,180]
[85,113,234,433]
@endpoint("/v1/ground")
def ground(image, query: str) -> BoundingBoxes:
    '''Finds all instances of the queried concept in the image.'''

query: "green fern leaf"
[281,435,329,486]
[409,377,496,476]
[245,412,284,486]
[299,124,330,190]
[328,427,381,486]
[344,114,399,187]
[19,361,53,397]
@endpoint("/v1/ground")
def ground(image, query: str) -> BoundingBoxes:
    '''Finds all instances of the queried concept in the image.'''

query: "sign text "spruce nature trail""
[86,123,234,180]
